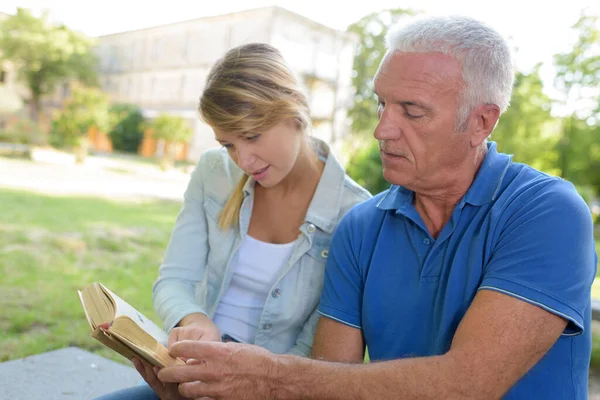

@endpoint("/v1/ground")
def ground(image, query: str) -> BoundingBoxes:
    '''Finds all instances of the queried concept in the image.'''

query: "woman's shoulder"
[195,147,244,198]
[341,173,372,202]
[313,138,372,219]
[336,173,372,219]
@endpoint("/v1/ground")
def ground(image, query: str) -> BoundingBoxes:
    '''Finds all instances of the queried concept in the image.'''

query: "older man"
[158,15,597,399]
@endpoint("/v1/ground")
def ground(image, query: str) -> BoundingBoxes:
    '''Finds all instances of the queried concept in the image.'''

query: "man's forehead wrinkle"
[375,74,448,99]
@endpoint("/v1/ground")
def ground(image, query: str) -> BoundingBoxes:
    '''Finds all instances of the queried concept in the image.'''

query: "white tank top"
[212,235,295,343]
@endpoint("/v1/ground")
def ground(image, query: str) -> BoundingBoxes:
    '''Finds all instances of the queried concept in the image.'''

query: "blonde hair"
[199,43,311,231]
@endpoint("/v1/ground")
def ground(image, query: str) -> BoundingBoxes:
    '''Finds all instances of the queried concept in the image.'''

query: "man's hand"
[132,357,190,400]
[159,341,279,400]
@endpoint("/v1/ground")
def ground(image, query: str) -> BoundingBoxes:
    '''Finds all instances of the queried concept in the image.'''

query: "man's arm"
[275,290,566,399]
[311,316,365,363]
[158,289,566,400]
[158,181,593,399]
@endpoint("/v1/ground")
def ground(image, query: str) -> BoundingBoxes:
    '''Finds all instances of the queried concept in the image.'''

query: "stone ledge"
[0,347,141,399]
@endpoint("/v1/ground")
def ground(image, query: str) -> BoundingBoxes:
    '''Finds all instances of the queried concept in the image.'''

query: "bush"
[145,113,193,170]
[50,85,110,151]
[345,139,390,196]
[109,104,144,153]
[0,118,46,145]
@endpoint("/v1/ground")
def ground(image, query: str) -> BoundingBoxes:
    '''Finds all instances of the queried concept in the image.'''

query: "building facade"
[95,6,357,162]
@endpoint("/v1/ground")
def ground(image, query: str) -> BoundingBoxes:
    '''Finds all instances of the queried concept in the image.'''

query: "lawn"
[1,188,599,369]
[0,189,181,363]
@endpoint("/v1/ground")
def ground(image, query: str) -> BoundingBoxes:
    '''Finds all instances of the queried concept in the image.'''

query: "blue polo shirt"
[319,142,597,398]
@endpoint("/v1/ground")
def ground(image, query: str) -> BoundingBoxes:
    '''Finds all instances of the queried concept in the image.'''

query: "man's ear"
[470,104,501,148]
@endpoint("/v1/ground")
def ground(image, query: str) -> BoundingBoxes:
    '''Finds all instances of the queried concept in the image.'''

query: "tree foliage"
[553,11,600,191]
[491,65,559,174]
[51,84,110,148]
[0,8,98,121]
[346,8,417,135]
[146,113,193,144]
[345,8,600,205]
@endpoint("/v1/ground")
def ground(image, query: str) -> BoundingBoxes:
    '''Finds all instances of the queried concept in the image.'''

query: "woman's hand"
[169,313,222,360]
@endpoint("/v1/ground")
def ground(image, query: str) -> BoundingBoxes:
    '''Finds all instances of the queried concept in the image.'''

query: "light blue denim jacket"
[152,138,371,356]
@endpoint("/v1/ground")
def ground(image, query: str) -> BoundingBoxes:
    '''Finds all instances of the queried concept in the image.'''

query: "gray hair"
[385,15,515,130]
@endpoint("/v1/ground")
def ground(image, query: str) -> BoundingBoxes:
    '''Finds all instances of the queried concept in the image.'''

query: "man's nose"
[373,107,401,141]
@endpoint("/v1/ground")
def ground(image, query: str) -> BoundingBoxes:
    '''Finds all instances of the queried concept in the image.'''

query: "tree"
[345,139,390,195]
[145,113,193,170]
[490,65,560,174]
[51,84,110,162]
[0,8,98,121]
[0,84,23,117]
[346,8,417,136]
[553,11,600,181]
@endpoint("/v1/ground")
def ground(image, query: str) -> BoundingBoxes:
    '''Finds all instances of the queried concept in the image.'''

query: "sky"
[1,0,599,112]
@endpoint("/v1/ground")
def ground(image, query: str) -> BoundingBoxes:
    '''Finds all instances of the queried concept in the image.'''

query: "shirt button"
[423,238,431,245]
[263,323,272,330]
[321,249,329,259]
[271,288,281,298]
[307,224,316,233]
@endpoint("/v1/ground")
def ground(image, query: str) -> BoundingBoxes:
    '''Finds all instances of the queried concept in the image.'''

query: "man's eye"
[222,143,233,149]
[405,112,424,119]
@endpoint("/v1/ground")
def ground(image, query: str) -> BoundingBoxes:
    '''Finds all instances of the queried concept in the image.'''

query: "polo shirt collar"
[376,141,512,211]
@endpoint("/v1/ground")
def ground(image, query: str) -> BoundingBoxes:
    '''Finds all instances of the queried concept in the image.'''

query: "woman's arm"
[152,158,212,333]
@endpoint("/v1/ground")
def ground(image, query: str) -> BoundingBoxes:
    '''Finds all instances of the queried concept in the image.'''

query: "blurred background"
[0,0,599,394]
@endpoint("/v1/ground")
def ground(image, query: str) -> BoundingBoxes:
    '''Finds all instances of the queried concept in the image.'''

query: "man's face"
[373,51,474,191]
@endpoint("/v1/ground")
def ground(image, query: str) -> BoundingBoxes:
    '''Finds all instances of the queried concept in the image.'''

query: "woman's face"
[214,120,304,188]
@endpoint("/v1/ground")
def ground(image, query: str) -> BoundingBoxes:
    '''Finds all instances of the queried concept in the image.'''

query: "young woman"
[95,42,371,400]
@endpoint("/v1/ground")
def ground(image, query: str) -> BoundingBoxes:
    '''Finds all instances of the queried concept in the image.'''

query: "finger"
[141,360,166,397]
[178,380,220,399]
[169,339,222,360]
[132,358,145,377]
[158,363,209,383]
[168,328,181,348]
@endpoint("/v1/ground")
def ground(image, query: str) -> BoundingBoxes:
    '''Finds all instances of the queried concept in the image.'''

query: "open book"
[78,282,184,367]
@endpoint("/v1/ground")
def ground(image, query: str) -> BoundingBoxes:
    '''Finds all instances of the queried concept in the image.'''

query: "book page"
[99,284,169,345]
[77,290,95,330]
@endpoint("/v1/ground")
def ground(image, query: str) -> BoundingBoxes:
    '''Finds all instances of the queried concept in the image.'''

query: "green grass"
[2,188,599,371]
[0,189,181,363]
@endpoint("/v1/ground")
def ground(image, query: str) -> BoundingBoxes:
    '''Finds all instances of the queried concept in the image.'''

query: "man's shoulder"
[502,162,580,201]
[497,162,588,221]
